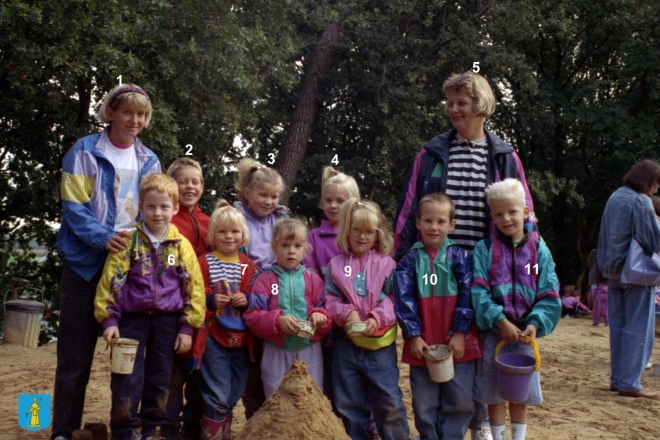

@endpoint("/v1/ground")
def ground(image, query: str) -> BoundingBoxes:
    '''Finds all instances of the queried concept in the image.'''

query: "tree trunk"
[275,17,345,205]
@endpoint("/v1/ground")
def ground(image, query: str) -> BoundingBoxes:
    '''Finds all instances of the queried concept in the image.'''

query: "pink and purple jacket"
[233,201,289,271]
[324,250,398,330]
[243,265,332,351]
[561,296,591,313]
[392,129,537,260]
[303,220,339,280]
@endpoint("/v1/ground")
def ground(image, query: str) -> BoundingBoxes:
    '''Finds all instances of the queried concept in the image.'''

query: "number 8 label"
[271,284,279,295]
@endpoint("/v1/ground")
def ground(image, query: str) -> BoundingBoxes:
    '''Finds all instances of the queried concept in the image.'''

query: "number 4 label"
[331,154,339,165]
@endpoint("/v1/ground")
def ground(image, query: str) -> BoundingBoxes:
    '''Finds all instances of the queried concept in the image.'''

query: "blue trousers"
[199,336,250,420]
[51,266,102,440]
[607,280,656,392]
[110,312,179,440]
[332,337,409,440]
[410,361,475,440]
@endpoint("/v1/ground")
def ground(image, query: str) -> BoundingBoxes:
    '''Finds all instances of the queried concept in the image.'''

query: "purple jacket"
[303,220,339,280]
[234,201,289,271]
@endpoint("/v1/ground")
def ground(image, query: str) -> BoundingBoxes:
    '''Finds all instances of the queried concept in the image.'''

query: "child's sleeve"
[394,251,423,339]
[393,149,425,261]
[323,268,357,327]
[243,273,286,346]
[450,246,474,334]
[308,271,333,341]
[94,240,131,328]
[179,241,206,333]
[525,242,562,337]
[368,266,398,329]
[471,240,505,331]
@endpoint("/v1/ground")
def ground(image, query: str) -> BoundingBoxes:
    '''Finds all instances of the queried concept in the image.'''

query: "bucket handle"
[2,286,44,306]
[494,336,541,372]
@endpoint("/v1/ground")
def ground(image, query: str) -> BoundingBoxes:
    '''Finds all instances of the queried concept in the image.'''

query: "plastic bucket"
[3,300,45,348]
[296,320,315,339]
[111,338,139,374]
[424,344,454,383]
[493,336,540,402]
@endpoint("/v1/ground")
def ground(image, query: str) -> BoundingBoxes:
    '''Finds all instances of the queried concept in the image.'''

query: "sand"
[0,316,659,439]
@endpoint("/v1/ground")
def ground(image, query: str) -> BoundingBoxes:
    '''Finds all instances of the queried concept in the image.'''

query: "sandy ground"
[1,317,659,440]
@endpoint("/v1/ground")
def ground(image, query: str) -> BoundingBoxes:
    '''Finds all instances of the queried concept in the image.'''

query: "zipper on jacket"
[151,241,159,313]
[512,246,517,323]
[189,210,201,250]
[289,273,298,351]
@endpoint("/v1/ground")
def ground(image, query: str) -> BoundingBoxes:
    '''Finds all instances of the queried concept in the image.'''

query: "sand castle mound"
[236,360,350,440]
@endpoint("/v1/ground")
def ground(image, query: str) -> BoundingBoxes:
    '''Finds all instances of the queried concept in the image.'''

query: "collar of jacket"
[135,220,183,247]
[496,228,531,249]
[317,220,338,236]
[422,128,514,161]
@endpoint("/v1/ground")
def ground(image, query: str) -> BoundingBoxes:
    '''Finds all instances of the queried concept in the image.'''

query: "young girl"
[233,158,289,271]
[243,218,333,397]
[53,83,160,440]
[197,201,261,440]
[233,158,289,418]
[324,199,410,440]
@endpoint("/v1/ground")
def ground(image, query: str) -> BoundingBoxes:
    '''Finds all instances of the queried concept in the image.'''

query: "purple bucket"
[494,352,536,402]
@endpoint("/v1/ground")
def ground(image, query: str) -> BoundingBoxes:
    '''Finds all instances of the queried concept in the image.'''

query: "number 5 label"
[472,62,480,73]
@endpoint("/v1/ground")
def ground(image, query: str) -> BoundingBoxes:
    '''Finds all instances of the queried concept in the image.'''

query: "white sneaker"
[646,362,653,370]
[471,427,494,440]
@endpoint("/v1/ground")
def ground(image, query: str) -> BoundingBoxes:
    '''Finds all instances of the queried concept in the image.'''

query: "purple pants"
[593,291,609,325]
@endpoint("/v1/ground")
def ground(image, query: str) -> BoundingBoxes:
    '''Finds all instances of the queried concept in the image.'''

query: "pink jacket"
[324,250,398,329]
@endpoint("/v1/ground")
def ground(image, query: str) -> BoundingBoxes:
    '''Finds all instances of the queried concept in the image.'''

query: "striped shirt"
[205,252,260,291]
[446,134,489,254]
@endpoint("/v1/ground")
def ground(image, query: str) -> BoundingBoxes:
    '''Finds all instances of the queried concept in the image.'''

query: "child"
[560,286,590,318]
[197,201,261,439]
[162,157,211,440]
[325,199,409,440]
[233,158,289,418]
[94,174,206,440]
[243,218,332,397]
[53,83,160,440]
[471,178,561,440]
[233,158,289,271]
[395,192,482,439]
[589,284,609,326]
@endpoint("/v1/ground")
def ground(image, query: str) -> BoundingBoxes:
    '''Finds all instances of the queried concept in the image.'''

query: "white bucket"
[3,300,45,348]
[111,338,139,374]
[424,344,454,383]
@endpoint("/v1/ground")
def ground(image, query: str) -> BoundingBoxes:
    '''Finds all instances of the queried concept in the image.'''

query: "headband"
[110,86,150,106]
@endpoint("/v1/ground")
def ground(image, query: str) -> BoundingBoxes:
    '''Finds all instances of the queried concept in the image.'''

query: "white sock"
[511,422,527,440]
[490,424,506,440]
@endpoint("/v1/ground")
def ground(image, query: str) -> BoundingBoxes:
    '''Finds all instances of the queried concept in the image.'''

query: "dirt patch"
[236,360,349,440]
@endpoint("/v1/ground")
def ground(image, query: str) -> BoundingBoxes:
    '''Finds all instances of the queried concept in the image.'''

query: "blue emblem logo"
[18,394,51,432]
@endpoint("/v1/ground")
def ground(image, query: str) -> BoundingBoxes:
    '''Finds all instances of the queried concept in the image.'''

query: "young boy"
[394,192,482,440]
[94,174,206,440]
[471,178,561,440]
[163,157,210,440]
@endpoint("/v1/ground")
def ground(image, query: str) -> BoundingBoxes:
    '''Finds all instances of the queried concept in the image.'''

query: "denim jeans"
[608,280,656,392]
[199,336,250,420]
[332,336,409,440]
[410,361,475,439]
[51,265,102,440]
[110,312,179,440]
[163,356,203,433]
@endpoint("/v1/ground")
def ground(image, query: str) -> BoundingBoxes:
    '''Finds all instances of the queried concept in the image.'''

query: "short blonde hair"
[139,174,179,205]
[271,218,311,256]
[235,158,283,203]
[207,199,250,246]
[443,72,496,118]
[319,166,361,209]
[96,83,153,128]
[336,198,393,256]
[167,157,204,185]
[485,178,526,208]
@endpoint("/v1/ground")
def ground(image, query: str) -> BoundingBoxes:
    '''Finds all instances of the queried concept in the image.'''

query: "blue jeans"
[110,312,179,440]
[608,280,656,392]
[51,265,102,440]
[410,361,475,440]
[199,336,250,420]
[332,336,409,440]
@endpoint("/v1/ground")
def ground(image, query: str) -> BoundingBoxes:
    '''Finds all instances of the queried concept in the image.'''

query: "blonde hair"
[96,83,153,128]
[319,166,361,209]
[271,218,311,256]
[166,157,204,184]
[485,178,526,208]
[207,199,250,246]
[139,174,179,205]
[234,158,283,203]
[443,72,496,118]
[417,192,455,221]
[336,198,393,256]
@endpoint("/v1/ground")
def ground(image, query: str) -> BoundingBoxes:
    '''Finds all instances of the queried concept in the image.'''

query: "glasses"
[350,228,377,239]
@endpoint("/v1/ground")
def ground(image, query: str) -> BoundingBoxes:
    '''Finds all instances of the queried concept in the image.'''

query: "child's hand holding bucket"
[497,318,523,343]
[362,317,378,336]
[278,315,300,335]
[520,324,537,343]
[310,312,327,327]
[448,331,465,359]
[103,326,120,345]
[410,336,430,360]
